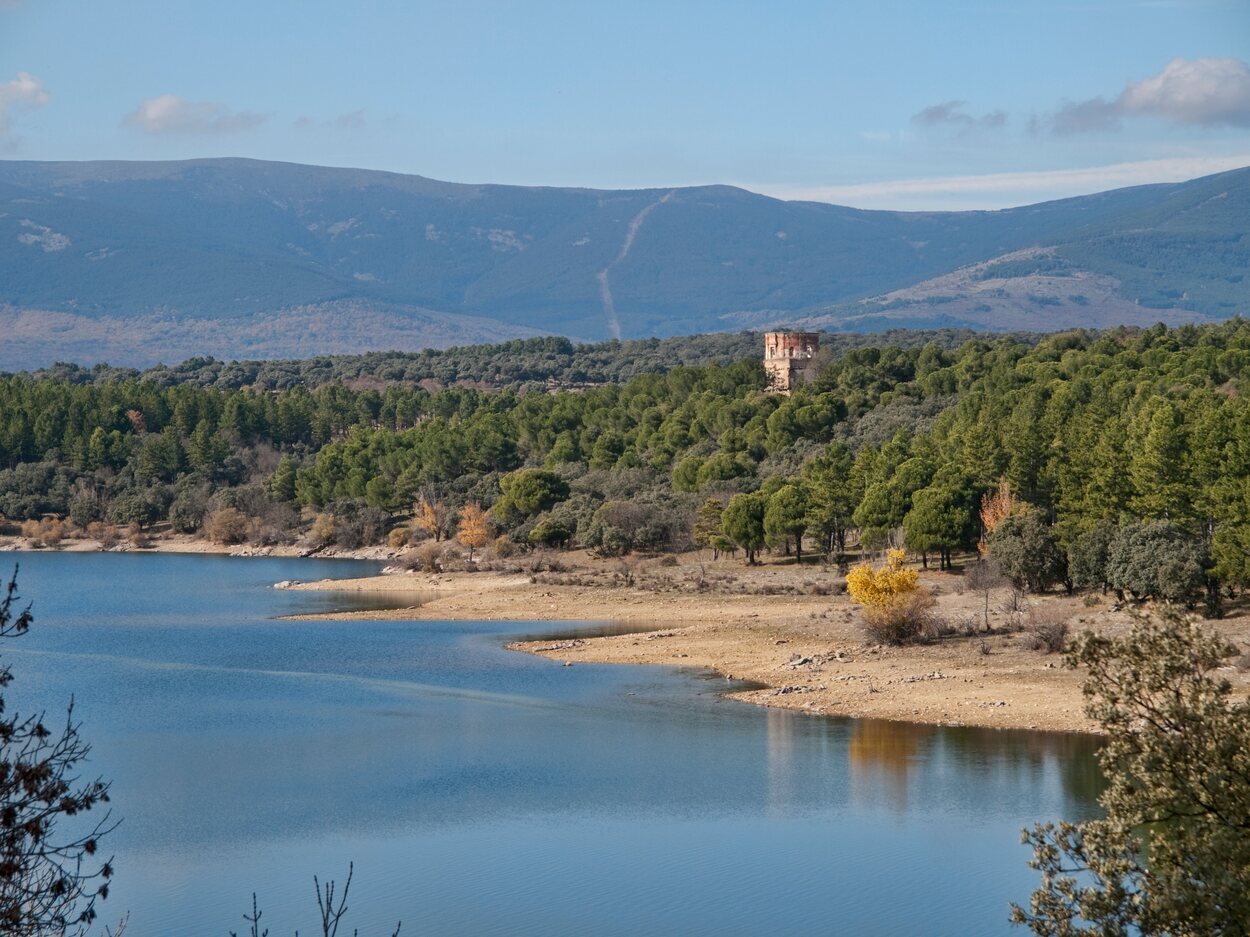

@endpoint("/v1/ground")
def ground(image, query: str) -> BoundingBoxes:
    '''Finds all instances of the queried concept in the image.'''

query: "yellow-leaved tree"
[978,478,1022,555]
[846,548,933,644]
[413,497,451,542]
[457,502,491,561]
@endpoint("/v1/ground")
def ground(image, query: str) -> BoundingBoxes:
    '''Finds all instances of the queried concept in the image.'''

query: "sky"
[2,0,1249,210]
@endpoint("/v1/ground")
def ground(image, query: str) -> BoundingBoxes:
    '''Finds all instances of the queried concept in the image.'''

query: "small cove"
[5,552,1101,936]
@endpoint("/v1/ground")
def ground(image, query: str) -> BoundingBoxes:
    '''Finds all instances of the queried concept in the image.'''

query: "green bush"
[1107,521,1208,605]
[987,511,1067,594]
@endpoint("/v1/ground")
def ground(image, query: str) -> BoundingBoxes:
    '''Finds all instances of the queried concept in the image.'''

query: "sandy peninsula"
[279,553,1250,735]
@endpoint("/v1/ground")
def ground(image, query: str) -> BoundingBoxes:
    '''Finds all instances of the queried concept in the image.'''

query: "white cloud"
[1122,57,1250,126]
[1054,58,1250,134]
[745,154,1250,211]
[0,71,48,134]
[122,94,266,134]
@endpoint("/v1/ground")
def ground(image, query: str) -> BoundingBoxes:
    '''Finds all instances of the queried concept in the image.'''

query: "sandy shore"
[279,556,1250,734]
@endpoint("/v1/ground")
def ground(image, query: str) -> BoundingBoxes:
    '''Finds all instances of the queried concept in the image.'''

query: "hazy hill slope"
[0,158,1245,365]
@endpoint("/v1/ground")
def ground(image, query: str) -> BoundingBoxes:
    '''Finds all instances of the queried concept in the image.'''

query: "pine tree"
[1129,401,1191,520]
[692,498,724,551]
[764,483,808,563]
[270,455,298,502]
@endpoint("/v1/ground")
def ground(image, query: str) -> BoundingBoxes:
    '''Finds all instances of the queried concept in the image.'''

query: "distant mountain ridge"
[0,157,1246,367]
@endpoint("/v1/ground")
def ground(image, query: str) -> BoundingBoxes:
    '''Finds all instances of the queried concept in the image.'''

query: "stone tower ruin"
[763,331,820,395]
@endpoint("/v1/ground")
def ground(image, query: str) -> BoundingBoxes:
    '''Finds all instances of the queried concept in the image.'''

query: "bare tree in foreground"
[0,569,117,936]
[232,863,401,937]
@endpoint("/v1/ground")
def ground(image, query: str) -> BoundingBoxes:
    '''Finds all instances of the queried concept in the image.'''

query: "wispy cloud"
[911,100,1007,133]
[292,108,368,130]
[333,108,367,129]
[0,71,48,135]
[746,154,1250,211]
[122,94,266,134]
[1051,58,1250,134]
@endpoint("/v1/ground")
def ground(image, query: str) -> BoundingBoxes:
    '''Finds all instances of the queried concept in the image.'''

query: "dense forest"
[12,328,1014,391]
[3,321,1249,609]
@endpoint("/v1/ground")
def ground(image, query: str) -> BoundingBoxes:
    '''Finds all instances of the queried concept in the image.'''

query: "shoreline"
[10,540,1249,735]
[278,567,1113,734]
[0,533,397,562]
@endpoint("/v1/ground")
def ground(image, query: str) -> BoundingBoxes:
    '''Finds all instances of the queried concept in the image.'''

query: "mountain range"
[0,157,1246,367]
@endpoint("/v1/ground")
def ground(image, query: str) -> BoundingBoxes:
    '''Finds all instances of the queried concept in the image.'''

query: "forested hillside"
[17,328,1007,391]
[3,321,1249,606]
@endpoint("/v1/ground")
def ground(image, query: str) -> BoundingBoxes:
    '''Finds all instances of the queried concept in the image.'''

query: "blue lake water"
[4,552,1102,936]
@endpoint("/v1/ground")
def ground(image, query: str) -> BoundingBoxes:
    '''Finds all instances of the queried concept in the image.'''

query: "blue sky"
[3,0,1249,209]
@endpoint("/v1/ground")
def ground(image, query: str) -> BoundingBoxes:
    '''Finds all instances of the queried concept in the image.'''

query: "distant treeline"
[13,329,1033,391]
[3,321,1249,607]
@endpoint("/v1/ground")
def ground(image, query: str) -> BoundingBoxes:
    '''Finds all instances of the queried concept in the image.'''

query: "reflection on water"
[849,718,923,809]
[291,588,440,615]
[847,719,1106,813]
[767,707,796,813]
[6,552,1105,937]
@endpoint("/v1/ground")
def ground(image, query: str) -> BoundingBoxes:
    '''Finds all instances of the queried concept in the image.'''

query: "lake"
[4,552,1101,936]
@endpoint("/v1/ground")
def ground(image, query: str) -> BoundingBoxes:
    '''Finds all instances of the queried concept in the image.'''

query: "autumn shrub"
[847,548,920,607]
[492,534,520,557]
[86,521,118,549]
[848,549,935,644]
[19,518,65,548]
[394,549,422,572]
[388,526,413,550]
[204,507,253,545]
[860,592,939,645]
[307,512,336,548]
[1028,613,1070,653]
[414,540,448,571]
[42,519,64,547]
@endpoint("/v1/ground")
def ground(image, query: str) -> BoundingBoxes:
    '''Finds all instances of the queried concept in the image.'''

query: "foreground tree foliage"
[1012,610,1250,936]
[0,572,115,936]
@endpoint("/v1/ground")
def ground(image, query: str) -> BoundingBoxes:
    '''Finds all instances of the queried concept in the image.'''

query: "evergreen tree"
[764,483,808,563]
[721,492,767,565]
[270,455,298,502]
[1129,401,1191,521]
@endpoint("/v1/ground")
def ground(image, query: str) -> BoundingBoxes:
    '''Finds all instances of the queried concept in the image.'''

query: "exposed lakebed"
[7,552,1101,936]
